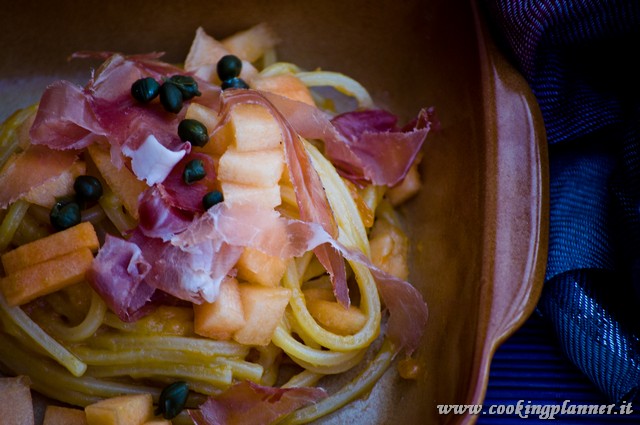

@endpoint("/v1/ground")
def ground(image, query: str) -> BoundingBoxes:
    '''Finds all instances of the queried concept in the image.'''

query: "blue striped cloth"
[480,0,640,416]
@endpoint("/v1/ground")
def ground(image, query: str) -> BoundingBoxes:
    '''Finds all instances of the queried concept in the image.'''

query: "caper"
[178,119,209,147]
[155,381,189,419]
[217,54,243,81]
[183,159,206,184]
[221,77,249,90]
[131,77,160,103]
[159,82,184,113]
[73,175,103,203]
[50,200,81,231]
[202,190,224,210]
[169,75,201,100]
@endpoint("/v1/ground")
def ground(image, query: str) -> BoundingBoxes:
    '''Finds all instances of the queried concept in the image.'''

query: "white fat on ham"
[122,134,187,185]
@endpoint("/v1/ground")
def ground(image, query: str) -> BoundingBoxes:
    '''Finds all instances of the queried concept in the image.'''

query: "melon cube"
[194,277,245,340]
[23,160,86,208]
[84,393,153,425]
[218,148,284,187]
[87,144,147,220]
[306,298,367,336]
[221,182,281,209]
[252,73,315,106]
[386,162,422,206]
[233,285,291,346]
[236,247,287,287]
[369,219,409,280]
[0,375,34,425]
[43,405,87,425]
[229,103,282,151]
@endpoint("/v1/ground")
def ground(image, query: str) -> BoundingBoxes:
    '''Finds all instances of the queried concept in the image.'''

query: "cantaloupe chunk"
[306,298,367,336]
[194,277,245,340]
[233,284,291,346]
[236,247,286,287]
[221,182,281,209]
[0,375,34,425]
[252,74,315,106]
[184,27,257,84]
[43,405,88,425]
[218,148,284,187]
[184,102,220,135]
[221,23,279,63]
[87,143,147,220]
[23,161,87,208]
[1,222,98,274]
[84,393,153,425]
[229,103,282,151]
[0,247,94,306]
[302,287,335,302]
[369,219,409,280]
[386,161,422,206]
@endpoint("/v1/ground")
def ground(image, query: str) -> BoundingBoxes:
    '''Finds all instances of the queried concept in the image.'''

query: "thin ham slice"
[214,90,349,307]
[189,381,327,425]
[174,203,428,355]
[262,92,434,186]
[0,145,78,208]
[29,80,106,150]
[86,234,155,322]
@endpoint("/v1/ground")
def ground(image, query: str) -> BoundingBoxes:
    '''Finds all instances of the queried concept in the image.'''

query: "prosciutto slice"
[0,145,78,209]
[262,92,434,186]
[189,381,327,425]
[214,90,349,307]
[174,203,428,355]
[86,234,155,322]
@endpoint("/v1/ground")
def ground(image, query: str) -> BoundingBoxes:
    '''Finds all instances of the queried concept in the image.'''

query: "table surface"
[479,313,640,424]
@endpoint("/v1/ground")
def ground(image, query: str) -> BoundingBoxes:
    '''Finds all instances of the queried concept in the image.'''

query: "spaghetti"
[0,23,430,424]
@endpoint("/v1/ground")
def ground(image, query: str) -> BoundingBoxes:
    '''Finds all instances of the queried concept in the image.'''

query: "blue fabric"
[481,0,640,405]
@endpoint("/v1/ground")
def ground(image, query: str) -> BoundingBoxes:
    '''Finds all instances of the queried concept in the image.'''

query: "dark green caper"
[183,159,206,184]
[73,175,103,203]
[50,200,81,231]
[159,82,184,113]
[221,77,249,90]
[178,119,209,147]
[217,54,243,81]
[202,190,224,210]
[131,77,160,103]
[155,381,189,419]
[169,75,201,100]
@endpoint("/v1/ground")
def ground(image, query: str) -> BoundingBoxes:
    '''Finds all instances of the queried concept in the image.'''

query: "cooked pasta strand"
[0,291,87,376]
[0,200,30,252]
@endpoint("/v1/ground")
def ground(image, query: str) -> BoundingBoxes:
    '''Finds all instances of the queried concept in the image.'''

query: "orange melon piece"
[0,247,94,306]
[369,219,409,280]
[23,161,87,208]
[194,277,245,341]
[386,161,422,206]
[218,148,284,187]
[228,103,282,151]
[236,247,287,287]
[43,406,87,425]
[84,393,153,425]
[221,23,279,63]
[252,73,315,106]
[306,298,367,336]
[0,375,34,425]
[233,284,291,346]
[1,222,98,274]
[87,143,146,220]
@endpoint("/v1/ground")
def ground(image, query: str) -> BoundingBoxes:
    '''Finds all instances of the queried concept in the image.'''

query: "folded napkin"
[480,0,640,403]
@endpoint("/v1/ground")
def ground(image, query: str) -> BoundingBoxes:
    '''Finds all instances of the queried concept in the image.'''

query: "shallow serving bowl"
[0,0,547,424]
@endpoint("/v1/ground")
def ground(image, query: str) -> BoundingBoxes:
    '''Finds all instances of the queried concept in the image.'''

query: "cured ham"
[190,381,327,425]
[0,145,78,209]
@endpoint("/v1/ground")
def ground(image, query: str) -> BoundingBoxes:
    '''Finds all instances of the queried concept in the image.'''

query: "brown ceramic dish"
[0,0,548,424]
